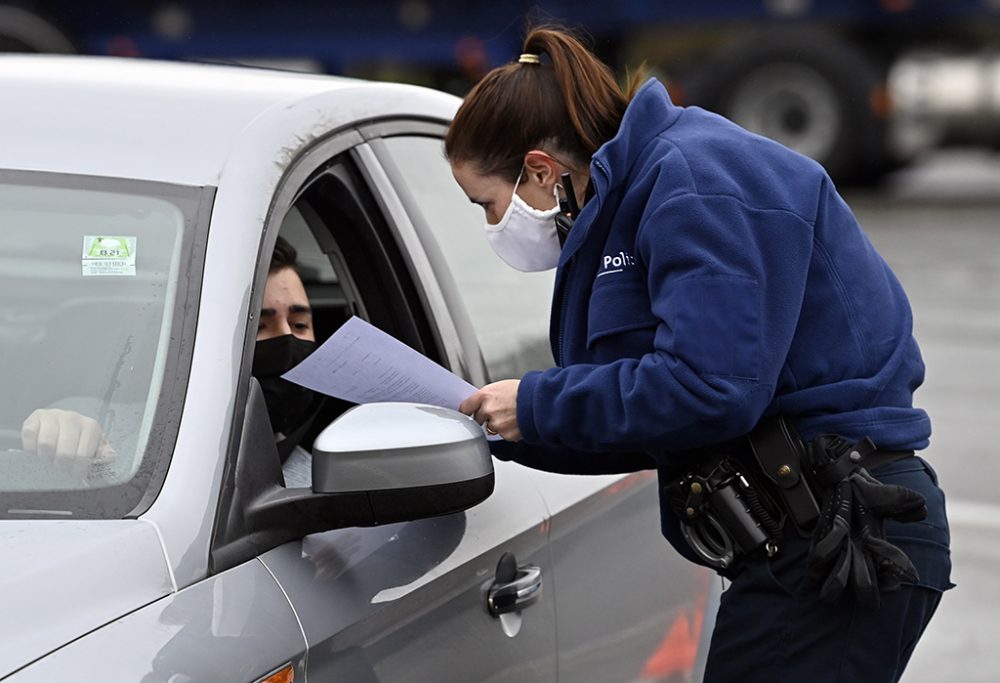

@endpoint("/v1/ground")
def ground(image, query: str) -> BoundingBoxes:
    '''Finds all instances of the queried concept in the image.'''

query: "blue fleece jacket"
[494,79,931,558]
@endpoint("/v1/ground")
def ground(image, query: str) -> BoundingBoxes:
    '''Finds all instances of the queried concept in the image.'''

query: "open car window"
[240,151,444,462]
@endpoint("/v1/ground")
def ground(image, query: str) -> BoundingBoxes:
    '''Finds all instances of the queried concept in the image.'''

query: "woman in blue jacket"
[452,25,951,683]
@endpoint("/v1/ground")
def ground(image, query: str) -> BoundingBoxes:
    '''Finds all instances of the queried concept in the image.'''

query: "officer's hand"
[459,380,521,442]
[21,409,117,478]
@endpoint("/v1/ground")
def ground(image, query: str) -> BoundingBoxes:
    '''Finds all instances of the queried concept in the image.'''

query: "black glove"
[805,436,926,609]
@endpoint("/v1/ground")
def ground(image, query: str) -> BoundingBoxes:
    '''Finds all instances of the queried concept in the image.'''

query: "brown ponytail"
[445,25,644,180]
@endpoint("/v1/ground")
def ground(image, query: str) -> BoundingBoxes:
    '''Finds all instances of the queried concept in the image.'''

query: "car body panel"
[6,559,305,683]
[0,520,173,678]
[260,458,558,680]
[543,472,712,681]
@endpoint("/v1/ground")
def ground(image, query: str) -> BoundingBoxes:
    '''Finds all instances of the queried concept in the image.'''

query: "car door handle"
[487,553,543,617]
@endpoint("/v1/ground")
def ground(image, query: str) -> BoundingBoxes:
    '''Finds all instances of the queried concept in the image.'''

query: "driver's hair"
[269,236,299,274]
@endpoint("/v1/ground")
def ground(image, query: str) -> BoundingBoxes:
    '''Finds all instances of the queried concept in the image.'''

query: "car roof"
[0,55,459,186]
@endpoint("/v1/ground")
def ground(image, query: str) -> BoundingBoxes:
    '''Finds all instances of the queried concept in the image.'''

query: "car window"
[249,154,445,457]
[378,135,555,379]
[279,205,339,286]
[0,172,206,517]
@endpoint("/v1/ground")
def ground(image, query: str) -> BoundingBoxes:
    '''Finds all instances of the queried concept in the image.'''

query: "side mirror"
[311,402,494,522]
[210,387,494,574]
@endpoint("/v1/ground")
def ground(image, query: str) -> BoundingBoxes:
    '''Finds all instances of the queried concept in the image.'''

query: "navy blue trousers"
[703,457,953,683]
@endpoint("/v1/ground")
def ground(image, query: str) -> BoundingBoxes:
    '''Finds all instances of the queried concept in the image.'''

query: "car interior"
[267,154,445,454]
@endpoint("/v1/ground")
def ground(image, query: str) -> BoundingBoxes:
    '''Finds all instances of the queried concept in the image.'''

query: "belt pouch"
[746,415,820,535]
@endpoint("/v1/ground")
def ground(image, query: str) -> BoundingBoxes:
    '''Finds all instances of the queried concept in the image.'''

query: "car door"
[236,133,558,682]
[372,131,717,682]
[526,470,716,682]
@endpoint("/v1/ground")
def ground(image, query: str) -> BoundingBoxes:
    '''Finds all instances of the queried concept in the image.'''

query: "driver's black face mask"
[252,334,318,435]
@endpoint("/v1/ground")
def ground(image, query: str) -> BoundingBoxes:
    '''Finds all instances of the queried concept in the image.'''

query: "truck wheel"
[686,30,886,184]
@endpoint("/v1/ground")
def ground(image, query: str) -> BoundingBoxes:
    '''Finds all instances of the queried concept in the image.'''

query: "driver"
[253,236,324,486]
[21,236,322,486]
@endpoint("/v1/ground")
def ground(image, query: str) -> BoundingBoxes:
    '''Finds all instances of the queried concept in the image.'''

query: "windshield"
[0,171,208,519]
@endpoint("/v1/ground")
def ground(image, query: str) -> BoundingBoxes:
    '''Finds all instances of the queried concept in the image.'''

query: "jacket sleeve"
[489,439,655,475]
[517,191,815,453]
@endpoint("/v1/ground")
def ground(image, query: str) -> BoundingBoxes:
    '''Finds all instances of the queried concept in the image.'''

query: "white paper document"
[283,316,497,437]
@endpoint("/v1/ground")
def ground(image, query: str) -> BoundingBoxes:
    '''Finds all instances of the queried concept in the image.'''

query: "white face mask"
[485,171,562,272]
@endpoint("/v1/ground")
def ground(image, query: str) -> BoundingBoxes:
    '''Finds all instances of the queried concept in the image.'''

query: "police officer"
[453,26,952,682]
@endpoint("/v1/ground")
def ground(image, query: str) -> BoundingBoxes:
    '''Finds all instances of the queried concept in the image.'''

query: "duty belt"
[668,415,915,572]
[747,415,915,535]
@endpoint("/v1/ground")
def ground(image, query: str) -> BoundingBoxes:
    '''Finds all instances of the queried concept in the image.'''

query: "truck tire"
[686,29,887,184]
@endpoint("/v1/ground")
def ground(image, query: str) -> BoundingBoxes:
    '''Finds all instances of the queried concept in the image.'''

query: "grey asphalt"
[844,149,1000,683]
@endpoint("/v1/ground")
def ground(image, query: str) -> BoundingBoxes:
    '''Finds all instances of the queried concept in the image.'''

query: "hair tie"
[518,53,541,65]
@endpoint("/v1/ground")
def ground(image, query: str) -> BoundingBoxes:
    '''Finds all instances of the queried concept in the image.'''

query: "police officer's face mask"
[485,169,562,272]
[252,334,318,435]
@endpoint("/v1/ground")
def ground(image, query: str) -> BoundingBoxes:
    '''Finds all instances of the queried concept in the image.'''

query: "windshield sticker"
[82,236,137,277]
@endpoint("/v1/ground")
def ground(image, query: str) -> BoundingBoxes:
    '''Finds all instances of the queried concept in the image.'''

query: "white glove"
[21,409,117,478]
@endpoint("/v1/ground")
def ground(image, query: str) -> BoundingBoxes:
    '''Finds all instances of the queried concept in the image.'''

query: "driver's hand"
[21,409,117,477]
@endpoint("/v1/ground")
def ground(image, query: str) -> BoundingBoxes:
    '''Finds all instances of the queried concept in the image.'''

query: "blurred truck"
[2,0,998,182]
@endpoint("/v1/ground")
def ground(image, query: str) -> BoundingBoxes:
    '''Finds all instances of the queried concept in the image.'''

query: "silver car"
[0,55,715,682]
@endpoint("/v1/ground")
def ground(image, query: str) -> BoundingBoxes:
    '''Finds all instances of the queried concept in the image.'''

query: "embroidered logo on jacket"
[597,250,637,278]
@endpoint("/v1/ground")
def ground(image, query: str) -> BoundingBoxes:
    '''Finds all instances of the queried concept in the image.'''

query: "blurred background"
[4,0,1000,185]
[2,1,997,680]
